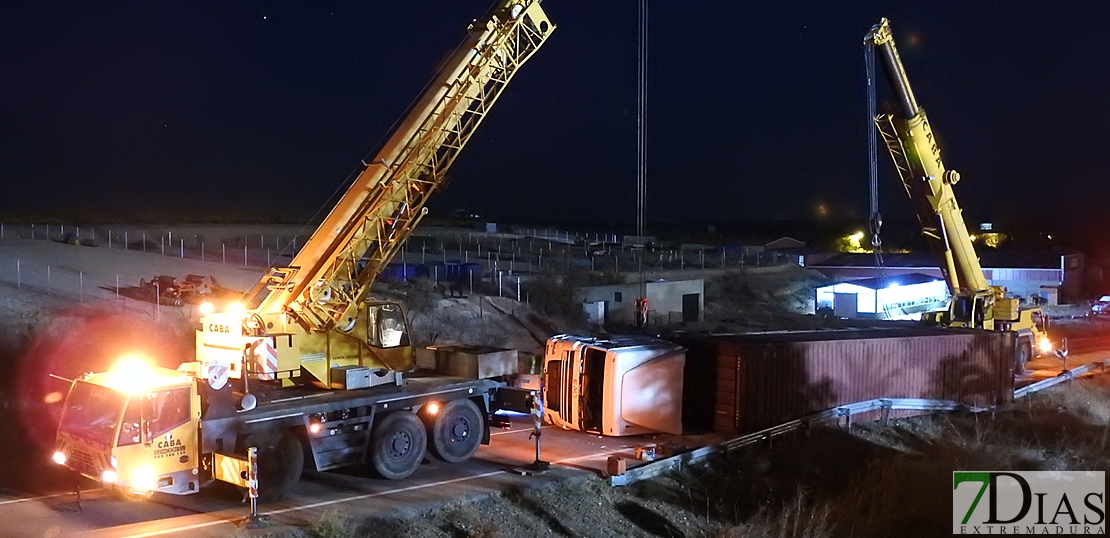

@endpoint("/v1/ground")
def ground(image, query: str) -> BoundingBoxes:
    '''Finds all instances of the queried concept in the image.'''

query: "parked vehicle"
[1091,295,1110,317]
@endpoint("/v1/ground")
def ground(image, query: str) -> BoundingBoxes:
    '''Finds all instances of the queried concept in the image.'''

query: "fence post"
[222,243,226,263]
[180,239,184,258]
[243,245,247,267]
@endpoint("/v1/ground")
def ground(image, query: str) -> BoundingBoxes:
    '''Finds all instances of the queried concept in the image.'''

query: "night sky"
[1,2,1105,232]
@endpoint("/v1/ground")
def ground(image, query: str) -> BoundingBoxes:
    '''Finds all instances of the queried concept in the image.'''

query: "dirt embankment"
[267,374,1110,538]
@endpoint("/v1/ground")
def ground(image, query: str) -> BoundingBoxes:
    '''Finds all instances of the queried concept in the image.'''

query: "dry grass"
[305,509,357,538]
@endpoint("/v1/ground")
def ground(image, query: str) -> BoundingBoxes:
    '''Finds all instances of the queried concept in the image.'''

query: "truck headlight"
[102,469,118,484]
[52,451,66,465]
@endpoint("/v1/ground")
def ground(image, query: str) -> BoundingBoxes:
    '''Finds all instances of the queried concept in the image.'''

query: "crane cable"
[635,0,649,327]
[865,41,885,269]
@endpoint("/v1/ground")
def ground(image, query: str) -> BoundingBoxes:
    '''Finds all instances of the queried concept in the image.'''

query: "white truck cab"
[542,335,686,436]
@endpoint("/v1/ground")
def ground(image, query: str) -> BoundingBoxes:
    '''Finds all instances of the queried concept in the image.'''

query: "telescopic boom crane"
[865,18,1051,371]
[51,2,556,499]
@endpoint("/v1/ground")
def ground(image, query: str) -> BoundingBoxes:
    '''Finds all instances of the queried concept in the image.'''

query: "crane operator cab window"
[367,303,409,349]
[142,388,191,442]
[1032,311,1048,332]
[951,296,974,324]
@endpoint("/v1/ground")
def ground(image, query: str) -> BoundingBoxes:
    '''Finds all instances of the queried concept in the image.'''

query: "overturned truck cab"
[543,334,687,436]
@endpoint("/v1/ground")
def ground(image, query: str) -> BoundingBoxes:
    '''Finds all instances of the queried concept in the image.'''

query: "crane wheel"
[422,398,484,464]
[368,411,427,480]
[1015,340,1031,375]
[243,429,303,502]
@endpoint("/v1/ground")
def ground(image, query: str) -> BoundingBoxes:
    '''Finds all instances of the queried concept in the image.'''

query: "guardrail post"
[837,407,851,430]
[880,399,892,425]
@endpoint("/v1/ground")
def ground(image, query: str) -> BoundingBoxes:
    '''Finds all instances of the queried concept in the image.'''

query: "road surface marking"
[123,471,504,537]
[0,489,101,506]
[123,449,623,537]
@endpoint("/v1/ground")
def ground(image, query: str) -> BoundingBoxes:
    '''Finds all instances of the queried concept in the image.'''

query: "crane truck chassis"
[53,355,534,499]
[51,0,554,501]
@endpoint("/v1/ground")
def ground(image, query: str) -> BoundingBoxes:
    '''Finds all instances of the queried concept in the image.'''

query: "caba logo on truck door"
[954,471,1105,534]
[154,437,187,459]
[207,323,230,333]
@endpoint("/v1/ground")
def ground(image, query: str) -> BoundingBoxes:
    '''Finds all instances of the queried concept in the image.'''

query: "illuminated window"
[144,388,191,440]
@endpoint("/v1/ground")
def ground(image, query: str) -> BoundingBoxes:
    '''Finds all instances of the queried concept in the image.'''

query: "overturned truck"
[543,327,1015,436]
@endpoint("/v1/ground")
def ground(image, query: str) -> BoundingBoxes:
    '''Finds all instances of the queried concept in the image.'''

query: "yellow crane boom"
[252,2,553,333]
[197,2,554,389]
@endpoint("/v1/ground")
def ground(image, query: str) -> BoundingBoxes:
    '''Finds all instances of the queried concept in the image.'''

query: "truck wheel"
[368,412,427,480]
[425,399,484,463]
[1015,340,1031,375]
[244,429,303,502]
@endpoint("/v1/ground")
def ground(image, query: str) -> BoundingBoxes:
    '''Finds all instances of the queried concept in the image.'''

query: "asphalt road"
[0,416,667,538]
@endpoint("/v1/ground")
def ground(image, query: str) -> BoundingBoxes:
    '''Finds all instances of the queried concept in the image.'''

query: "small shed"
[578,278,704,327]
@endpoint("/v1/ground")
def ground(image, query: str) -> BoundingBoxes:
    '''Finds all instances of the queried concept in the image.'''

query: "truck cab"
[54,360,202,496]
[543,335,686,436]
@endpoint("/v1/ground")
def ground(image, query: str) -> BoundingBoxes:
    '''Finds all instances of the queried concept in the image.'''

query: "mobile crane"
[865,18,1051,372]
[51,1,554,501]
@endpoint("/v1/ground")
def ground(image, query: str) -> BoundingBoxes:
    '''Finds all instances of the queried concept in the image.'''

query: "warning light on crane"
[105,356,165,394]
[226,302,246,318]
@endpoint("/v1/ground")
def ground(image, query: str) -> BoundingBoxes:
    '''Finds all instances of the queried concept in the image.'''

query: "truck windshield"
[59,382,126,448]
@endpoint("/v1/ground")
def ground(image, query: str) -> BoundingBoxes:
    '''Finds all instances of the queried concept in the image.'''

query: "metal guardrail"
[1013,359,1110,399]
[609,397,977,487]
[611,360,1110,487]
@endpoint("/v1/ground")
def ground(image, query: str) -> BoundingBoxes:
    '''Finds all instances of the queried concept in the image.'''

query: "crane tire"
[1015,340,1031,375]
[243,429,303,502]
[423,398,484,464]
[368,411,427,480]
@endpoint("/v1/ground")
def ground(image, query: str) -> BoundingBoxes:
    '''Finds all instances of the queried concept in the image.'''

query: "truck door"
[141,386,199,488]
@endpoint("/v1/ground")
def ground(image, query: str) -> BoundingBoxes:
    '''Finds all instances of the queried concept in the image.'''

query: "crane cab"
[53,360,202,496]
